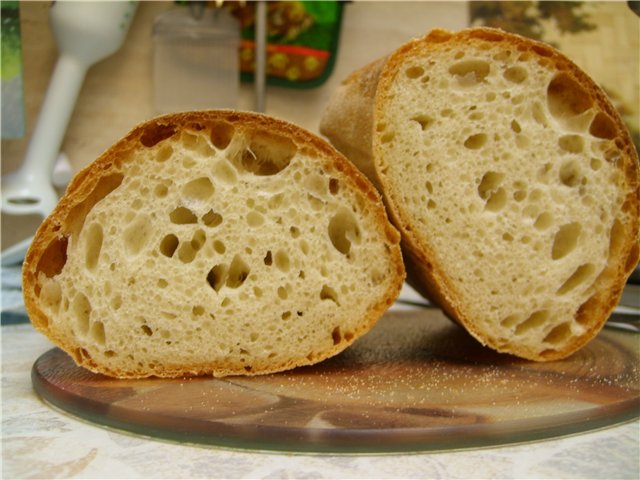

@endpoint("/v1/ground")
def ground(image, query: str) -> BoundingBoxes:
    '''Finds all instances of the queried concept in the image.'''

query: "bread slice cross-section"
[320,27,639,361]
[23,110,404,378]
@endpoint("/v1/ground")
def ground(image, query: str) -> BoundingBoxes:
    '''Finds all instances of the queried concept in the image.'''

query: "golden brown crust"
[322,27,639,361]
[376,28,639,361]
[23,110,404,378]
[320,58,388,186]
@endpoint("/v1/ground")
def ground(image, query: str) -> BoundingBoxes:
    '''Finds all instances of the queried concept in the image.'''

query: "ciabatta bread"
[23,110,404,378]
[320,28,639,361]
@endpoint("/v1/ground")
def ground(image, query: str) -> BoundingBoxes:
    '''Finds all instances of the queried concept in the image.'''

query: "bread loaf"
[320,27,639,361]
[23,110,404,378]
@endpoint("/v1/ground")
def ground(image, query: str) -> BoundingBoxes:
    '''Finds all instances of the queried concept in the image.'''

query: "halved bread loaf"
[320,27,639,361]
[23,110,404,378]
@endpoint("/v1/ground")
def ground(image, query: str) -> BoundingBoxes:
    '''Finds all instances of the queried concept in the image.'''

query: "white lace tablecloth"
[3,312,639,480]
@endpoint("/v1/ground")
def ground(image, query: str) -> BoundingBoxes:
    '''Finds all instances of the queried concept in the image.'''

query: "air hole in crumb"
[328,208,360,256]
[277,286,289,300]
[84,223,103,271]
[207,264,227,292]
[202,210,223,227]
[477,171,505,211]
[485,188,506,212]
[181,132,199,150]
[246,211,264,227]
[110,295,122,310]
[558,135,584,154]
[91,321,106,345]
[589,112,616,139]
[299,240,310,255]
[227,255,250,288]
[405,66,424,79]
[182,177,214,202]
[37,236,69,280]
[235,133,296,176]
[608,219,626,260]
[513,190,527,202]
[72,293,91,335]
[547,73,592,121]
[213,239,226,254]
[191,229,206,250]
[590,158,603,171]
[320,285,340,305]
[559,160,582,187]
[534,212,554,230]
[170,206,198,224]
[210,121,235,149]
[493,50,511,62]
[543,322,572,344]
[515,310,549,335]
[503,65,528,83]
[501,314,520,328]
[154,184,169,198]
[39,279,61,315]
[412,114,435,131]
[552,222,581,260]
[464,133,487,149]
[159,234,179,257]
[155,144,173,162]
[329,178,339,195]
[212,159,238,184]
[425,181,433,194]
[448,60,490,85]
[274,249,290,272]
[557,263,595,294]
[253,287,263,298]
[331,326,342,345]
[140,123,176,147]
[380,131,395,143]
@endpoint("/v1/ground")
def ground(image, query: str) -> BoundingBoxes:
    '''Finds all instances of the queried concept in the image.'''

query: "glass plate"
[32,309,640,453]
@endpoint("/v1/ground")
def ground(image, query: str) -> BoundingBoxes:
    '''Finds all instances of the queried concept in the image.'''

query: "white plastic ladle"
[1,1,137,218]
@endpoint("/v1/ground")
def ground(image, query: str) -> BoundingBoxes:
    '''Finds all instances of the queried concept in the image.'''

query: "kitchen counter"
[2,311,639,480]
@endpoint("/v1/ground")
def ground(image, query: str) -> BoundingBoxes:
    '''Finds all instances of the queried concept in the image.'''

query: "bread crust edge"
[23,110,405,378]
[321,27,639,361]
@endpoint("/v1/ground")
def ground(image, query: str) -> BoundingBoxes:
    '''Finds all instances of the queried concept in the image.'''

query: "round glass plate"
[32,309,640,453]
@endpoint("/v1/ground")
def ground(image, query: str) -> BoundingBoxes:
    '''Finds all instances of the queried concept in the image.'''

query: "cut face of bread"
[321,28,639,361]
[23,111,404,378]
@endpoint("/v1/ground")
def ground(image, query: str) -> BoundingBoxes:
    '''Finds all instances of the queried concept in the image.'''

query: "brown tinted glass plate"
[31,309,640,453]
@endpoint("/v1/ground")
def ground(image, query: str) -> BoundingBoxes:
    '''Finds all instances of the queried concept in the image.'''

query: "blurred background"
[1,1,638,252]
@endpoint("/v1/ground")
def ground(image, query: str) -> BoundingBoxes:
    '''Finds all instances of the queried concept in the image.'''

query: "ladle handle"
[19,55,87,179]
